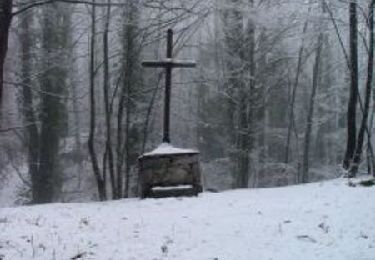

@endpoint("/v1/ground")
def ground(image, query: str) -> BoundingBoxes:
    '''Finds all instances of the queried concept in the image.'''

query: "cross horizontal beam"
[141,29,197,143]
[142,59,196,68]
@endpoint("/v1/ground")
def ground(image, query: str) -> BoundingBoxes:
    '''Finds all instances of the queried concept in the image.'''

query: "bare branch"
[12,0,127,16]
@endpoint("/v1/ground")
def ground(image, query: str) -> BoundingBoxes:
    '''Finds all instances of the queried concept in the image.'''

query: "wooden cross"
[142,29,196,143]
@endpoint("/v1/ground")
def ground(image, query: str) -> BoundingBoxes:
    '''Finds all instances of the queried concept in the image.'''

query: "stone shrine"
[139,144,202,198]
[139,29,202,198]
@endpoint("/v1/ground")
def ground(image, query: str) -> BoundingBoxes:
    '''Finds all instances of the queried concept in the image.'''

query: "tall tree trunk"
[117,3,133,198]
[117,77,126,198]
[0,0,12,107]
[122,35,133,197]
[302,33,323,183]
[88,1,107,201]
[285,6,310,165]
[223,0,246,188]
[237,0,256,188]
[350,0,374,177]
[36,4,70,203]
[343,0,359,170]
[102,0,116,199]
[19,8,40,203]
[124,94,131,197]
[123,1,141,197]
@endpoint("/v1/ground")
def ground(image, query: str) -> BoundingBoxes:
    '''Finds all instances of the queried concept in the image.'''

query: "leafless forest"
[0,0,373,204]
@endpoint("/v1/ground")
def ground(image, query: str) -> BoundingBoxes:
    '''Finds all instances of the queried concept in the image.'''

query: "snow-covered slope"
[0,179,374,260]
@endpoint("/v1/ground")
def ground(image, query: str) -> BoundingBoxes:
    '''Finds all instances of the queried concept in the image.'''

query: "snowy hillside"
[0,179,374,260]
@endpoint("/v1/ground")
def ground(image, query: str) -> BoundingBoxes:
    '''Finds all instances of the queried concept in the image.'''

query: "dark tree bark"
[350,0,374,177]
[35,4,70,203]
[343,0,359,170]
[88,1,107,201]
[0,0,13,106]
[102,0,116,199]
[118,1,139,198]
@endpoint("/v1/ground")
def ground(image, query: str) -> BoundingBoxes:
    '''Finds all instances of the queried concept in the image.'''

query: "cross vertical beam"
[164,29,173,143]
[142,29,196,144]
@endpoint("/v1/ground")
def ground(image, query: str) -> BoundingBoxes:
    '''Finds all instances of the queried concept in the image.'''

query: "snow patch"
[151,185,193,191]
[141,143,198,157]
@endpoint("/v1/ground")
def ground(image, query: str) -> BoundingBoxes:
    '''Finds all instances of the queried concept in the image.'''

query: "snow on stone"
[152,185,193,191]
[141,143,198,157]
[0,178,375,259]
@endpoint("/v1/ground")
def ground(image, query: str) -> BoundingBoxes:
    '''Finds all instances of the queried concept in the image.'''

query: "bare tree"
[350,0,374,177]
[88,0,107,201]
[343,0,359,171]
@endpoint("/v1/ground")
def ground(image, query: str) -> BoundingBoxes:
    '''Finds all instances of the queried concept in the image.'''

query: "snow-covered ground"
[0,178,374,260]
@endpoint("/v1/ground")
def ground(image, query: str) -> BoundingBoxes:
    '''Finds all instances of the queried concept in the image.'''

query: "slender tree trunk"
[117,81,125,198]
[124,96,131,197]
[116,4,132,198]
[88,1,106,201]
[285,15,309,164]
[343,0,359,170]
[350,0,374,177]
[237,95,250,188]
[122,37,133,197]
[102,0,116,199]
[302,33,323,183]
[0,0,12,106]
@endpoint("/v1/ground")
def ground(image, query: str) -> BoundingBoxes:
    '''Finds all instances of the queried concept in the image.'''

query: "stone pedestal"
[138,147,202,198]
